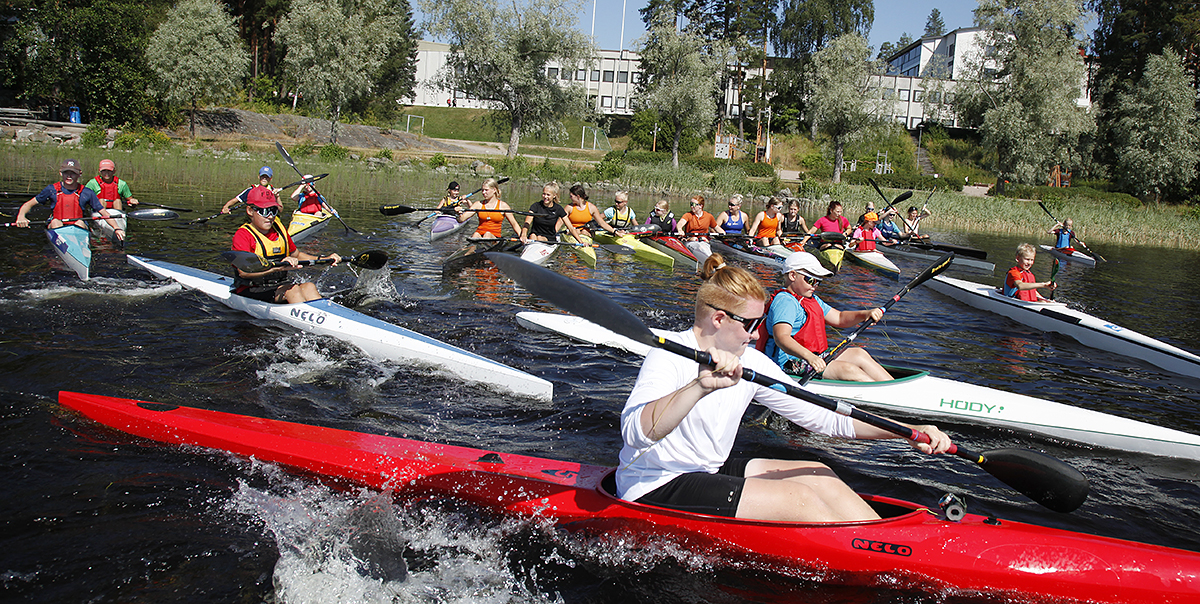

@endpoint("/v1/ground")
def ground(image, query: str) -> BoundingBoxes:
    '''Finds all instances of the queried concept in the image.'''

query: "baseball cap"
[782,252,833,277]
[60,158,81,174]
[448,181,460,190]
[99,159,116,172]
[247,186,280,209]
[259,166,273,178]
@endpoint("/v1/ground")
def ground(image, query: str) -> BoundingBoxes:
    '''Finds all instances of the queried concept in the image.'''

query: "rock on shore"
[191,108,464,153]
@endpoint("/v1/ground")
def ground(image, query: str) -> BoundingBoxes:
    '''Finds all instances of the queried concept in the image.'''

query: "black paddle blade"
[279,173,329,190]
[276,141,296,168]
[868,178,889,204]
[486,252,657,346]
[349,250,388,270]
[600,244,636,255]
[893,190,914,205]
[979,448,1089,513]
[379,204,417,216]
[912,252,954,288]
[127,208,179,221]
[221,250,268,272]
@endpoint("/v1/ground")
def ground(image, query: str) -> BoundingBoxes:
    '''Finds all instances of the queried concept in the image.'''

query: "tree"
[146,0,249,137]
[637,19,728,167]
[276,0,403,143]
[925,8,946,37]
[420,0,593,158]
[877,33,914,61]
[955,0,1095,185]
[773,0,873,59]
[806,33,882,183]
[1109,50,1199,203]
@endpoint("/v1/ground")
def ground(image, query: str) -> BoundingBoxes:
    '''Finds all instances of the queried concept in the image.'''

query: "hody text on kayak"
[941,399,1003,415]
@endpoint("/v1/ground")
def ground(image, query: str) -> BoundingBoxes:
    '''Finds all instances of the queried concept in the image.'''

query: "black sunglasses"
[253,206,279,219]
[706,303,766,332]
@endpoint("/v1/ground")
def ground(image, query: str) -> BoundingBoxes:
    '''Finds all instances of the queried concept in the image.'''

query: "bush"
[376,148,393,160]
[319,144,350,161]
[492,155,532,179]
[994,183,1142,208]
[81,122,107,148]
[596,151,625,180]
[292,142,318,157]
[428,152,447,168]
[839,171,958,192]
[709,165,748,194]
[113,130,140,150]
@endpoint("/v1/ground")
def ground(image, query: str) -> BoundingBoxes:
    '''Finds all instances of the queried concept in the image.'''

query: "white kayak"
[90,209,126,244]
[47,225,91,280]
[287,210,332,243]
[429,214,471,242]
[846,249,900,279]
[927,275,1200,378]
[128,255,553,401]
[519,240,559,265]
[709,240,785,269]
[685,240,712,266]
[1040,245,1096,266]
[513,310,1200,459]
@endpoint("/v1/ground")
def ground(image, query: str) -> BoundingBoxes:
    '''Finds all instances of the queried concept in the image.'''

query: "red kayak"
[57,391,1200,603]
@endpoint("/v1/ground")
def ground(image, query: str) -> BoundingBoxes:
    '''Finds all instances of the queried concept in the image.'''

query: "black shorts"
[235,286,282,303]
[635,457,752,518]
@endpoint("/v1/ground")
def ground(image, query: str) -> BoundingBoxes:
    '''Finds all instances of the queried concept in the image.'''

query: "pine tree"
[924,8,946,37]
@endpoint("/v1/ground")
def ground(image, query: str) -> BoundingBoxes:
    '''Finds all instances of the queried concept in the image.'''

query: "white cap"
[782,252,832,277]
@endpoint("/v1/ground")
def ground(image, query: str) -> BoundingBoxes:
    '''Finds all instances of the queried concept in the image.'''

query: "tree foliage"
[956,0,1095,184]
[924,8,946,37]
[420,0,593,158]
[637,19,728,167]
[146,0,249,137]
[806,33,882,183]
[276,0,406,143]
[1109,50,1199,202]
[773,0,873,60]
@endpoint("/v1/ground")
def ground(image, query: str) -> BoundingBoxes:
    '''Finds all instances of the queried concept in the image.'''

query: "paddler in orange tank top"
[747,197,784,247]
[565,184,624,237]
[456,178,523,238]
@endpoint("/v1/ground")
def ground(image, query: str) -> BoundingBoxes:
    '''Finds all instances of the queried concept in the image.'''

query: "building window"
[913,90,924,102]
[616,97,626,109]
[883,88,895,99]
[601,96,613,108]
[729,104,739,117]
[897,116,908,125]
[631,72,641,83]
[576,69,587,81]
[603,70,614,82]
[591,70,601,81]
[899,89,910,101]
[618,71,629,83]
[929,91,942,103]
[910,117,922,129]
[547,67,558,79]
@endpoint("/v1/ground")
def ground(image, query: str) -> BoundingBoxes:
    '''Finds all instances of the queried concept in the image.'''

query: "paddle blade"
[221,250,268,272]
[819,232,847,243]
[979,448,1089,513]
[893,190,913,205]
[127,208,179,221]
[486,252,658,346]
[910,252,954,288]
[276,141,296,168]
[379,204,416,216]
[600,244,636,255]
[630,224,660,235]
[867,178,889,204]
[349,250,388,270]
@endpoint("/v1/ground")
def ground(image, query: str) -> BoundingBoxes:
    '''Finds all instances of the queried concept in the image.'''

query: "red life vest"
[52,182,86,225]
[297,190,322,214]
[95,177,122,208]
[855,228,877,251]
[755,289,828,354]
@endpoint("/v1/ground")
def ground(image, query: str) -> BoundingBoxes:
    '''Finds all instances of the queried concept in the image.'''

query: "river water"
[3,167,1200,603]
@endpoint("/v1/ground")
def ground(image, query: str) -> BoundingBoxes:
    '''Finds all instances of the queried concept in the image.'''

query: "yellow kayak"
[561,232,597,267]
[288,211,333,243]
[592,232,674,268]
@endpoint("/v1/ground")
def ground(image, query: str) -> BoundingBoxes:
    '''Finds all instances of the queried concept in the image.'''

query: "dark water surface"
[3,172,1200,603]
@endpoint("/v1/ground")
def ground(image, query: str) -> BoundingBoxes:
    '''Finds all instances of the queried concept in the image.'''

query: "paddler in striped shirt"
[617,255,952,522]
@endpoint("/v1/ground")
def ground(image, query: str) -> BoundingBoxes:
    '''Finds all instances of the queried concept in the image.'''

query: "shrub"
[493,155,532,179]
[113,130,140,150]
[376,148,393,160]
[710,165,748,194]
[319,144,350,161]
[292,142,318,157]
[81,122,107,148]
[596,151,625,180]
[428,152,447,168]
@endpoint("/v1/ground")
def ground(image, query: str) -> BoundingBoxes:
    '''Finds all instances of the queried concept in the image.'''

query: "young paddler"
[14,158,124,241]
[230,187,340,303]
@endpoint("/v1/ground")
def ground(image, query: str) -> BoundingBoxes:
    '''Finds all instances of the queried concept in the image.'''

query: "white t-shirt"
[616,329,857,502]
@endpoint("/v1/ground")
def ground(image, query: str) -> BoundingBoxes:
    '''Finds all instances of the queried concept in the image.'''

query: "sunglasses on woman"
[706,303,766,332]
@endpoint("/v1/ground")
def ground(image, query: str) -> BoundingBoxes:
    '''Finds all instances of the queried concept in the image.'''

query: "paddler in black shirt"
[521,182,586,243]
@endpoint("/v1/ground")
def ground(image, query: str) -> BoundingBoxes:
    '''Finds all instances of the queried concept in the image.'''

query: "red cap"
[99,159,116,172]
[247,186,280,209]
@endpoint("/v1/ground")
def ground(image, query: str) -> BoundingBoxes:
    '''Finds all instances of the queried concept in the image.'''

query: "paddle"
[276,142,358,235]
[134,202,192,213]
[380,177,512,219]
[867,179,915,214]
[1048,257,1060,301]
[278,173,329,190]
[222,249,388,273]
[485,252,1090,514]
[467,237,635,255]
[2,208,179,226]
[1036,201,1106,263]
[800,252,955,383]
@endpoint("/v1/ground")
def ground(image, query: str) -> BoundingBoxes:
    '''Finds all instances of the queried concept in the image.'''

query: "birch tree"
[420,0,593,158]
[956,0,1095,185]
[806,33,882,183]
[1109,50,1199,203]
[637,20,728,167]
[277,0,401,144]
[146,0,248,138]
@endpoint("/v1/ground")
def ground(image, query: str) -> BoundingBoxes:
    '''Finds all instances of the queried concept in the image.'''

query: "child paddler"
[616,253,951,522]
[85,159,139,210]
[230,187,340,303]
[14,158,124,241]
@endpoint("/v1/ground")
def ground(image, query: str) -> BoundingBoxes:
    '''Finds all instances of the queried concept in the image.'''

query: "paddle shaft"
[381,177,512,217]
[469,237,634,254]
[276,142,357,234]
[224,249,387,272]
